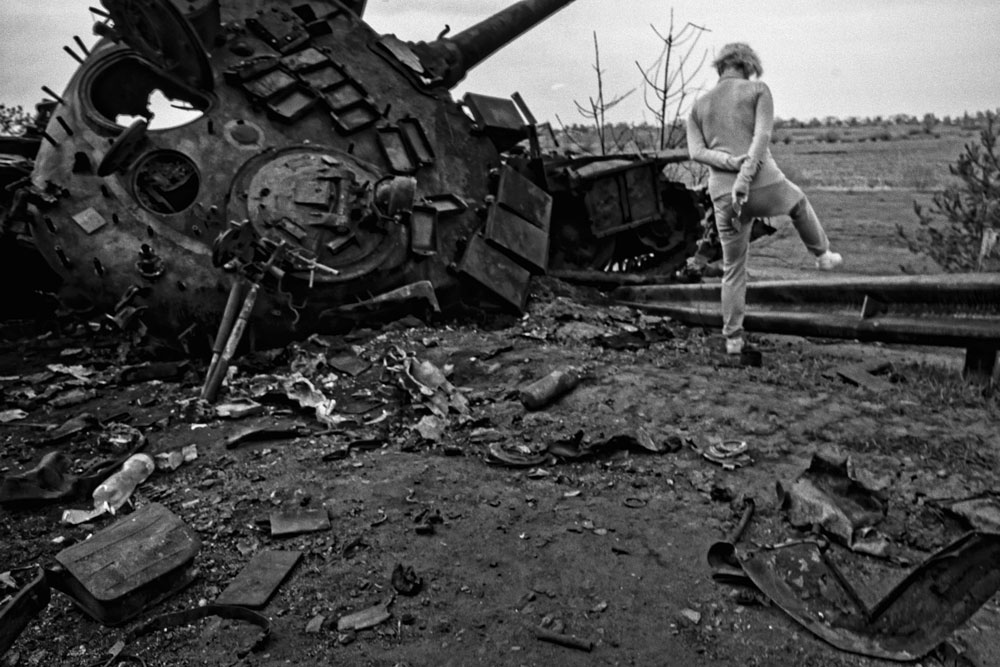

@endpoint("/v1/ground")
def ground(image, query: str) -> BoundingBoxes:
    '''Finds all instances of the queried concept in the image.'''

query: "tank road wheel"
[627,181,706,274]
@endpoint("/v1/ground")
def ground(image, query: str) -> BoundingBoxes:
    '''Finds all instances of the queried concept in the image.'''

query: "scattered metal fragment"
[390,564,423,597]
[118,360,189,384]
[546,427,668,460]
[0,409,28,423]
[394,352,470,419]
[834,363,895,392]
[777,448,890,556]
[413,414,446,441]
[224,424,314,449]
[269,508,331,537]
[96,423,146,454]
[485,442,547,467]
[337,599,392,632]
[940,496,1000,532]
[519,368,580,411]
[125,604,271,657]
[327,354,371,377]
[48,387,98,408]
[701,439,753,470]
[215,399,265,419]
[0,569,49,655]
[593,327,674,351]
[35,413,100,445]
[282,373,342,426]
[153,444,198,472]
[531,625,593,652]
[706,498,756,585]
[215,550,302,609]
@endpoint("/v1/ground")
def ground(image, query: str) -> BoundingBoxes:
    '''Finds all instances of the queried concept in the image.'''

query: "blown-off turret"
[14,0,706,348]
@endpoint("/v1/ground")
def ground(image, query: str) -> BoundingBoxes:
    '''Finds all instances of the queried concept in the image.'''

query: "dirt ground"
[2,188,1000,667]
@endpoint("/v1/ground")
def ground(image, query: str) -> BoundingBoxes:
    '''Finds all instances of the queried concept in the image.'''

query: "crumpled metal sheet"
[778,448,890,555]
[395,353,469,419]
[547,427,667,459]
[738,532,1000,661]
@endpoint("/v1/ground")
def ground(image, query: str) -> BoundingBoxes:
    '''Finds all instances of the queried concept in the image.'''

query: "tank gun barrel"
[410,0,578,88]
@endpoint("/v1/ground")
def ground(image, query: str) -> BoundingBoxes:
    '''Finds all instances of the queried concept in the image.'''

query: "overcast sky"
[2,0,998,125]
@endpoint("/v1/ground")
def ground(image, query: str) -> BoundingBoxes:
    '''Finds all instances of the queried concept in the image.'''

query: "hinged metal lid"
[100,0,214,91]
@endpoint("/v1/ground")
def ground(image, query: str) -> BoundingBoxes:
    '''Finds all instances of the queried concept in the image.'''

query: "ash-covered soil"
[2,278,999,667]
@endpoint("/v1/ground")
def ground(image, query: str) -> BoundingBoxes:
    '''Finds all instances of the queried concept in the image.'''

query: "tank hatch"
[99,0,214,92]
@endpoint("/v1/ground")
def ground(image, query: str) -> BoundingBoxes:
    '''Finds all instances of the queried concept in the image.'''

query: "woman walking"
[686,43,843,355]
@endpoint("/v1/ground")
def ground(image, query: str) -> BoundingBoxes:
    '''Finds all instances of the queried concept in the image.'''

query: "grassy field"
[771,127,974,191]
[747,127,977,277]
[750,188,942,278]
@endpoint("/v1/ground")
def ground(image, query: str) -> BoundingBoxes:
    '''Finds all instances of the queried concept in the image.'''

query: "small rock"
[305,614,325,633]
[678,608,702,625]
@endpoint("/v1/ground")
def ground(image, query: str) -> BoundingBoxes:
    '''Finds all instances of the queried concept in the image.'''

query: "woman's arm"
[686,110,746,171]
[733,82,775,192]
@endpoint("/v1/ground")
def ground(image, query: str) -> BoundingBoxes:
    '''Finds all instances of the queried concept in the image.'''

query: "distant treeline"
[548,108,998,155]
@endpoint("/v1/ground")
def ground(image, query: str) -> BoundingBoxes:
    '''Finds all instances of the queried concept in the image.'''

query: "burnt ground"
[2,270,999,667]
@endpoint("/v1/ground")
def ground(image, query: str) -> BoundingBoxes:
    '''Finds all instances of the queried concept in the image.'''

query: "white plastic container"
[92,453,155,513]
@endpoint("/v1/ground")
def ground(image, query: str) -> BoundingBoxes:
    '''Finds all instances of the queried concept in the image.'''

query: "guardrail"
[612,274,1000,383]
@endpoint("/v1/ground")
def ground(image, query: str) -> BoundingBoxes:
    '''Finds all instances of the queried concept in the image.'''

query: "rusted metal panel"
[52,502,200,625]
[495,165,552,231]
[485,204,549,272]
[585,161,663,238]
[458,233,531,311]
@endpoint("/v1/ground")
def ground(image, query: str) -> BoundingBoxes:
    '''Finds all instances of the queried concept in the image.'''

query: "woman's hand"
[727,154,749,171]
[732,178,749,216]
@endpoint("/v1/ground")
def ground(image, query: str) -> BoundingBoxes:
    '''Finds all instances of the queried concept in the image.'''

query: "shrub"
[816,129,841,143]
[899,111,1000,271]
[0,104,35,135]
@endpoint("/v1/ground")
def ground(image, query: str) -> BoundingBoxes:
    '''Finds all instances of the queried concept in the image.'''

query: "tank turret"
[14,0,706,349]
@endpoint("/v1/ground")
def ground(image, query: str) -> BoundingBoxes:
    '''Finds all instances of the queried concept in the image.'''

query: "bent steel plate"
[738,532,1000,661]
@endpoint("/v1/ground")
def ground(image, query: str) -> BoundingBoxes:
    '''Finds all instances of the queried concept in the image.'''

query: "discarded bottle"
[519,368,581,410]
[92,453,155,513]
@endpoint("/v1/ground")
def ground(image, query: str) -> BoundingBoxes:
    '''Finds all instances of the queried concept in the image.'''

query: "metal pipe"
[413,0,578,87]
[200,279,247,401]
[449,0,576,78]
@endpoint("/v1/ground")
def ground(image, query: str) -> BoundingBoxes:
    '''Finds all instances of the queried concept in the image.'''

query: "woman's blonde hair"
[712,43,763,78]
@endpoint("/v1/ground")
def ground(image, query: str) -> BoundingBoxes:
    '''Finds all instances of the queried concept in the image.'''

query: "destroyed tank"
[0,102,62,318]
[16,0,706,347]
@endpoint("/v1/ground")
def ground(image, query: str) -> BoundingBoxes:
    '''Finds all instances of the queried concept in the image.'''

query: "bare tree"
[635,12,709,182]
[560,32,635,155]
